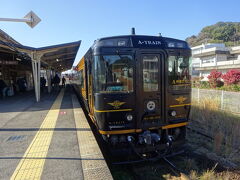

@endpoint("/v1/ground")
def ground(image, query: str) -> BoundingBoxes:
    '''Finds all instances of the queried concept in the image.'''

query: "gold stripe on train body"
[169,103,191,107]
[98,122,188,135]
[99,129,142,135]
[162,122,188,129]
[94,108,133,113]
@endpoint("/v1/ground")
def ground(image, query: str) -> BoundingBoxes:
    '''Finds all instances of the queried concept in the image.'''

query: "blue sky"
[0,0,240,66]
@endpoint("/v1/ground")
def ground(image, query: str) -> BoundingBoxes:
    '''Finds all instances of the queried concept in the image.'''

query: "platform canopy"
[0,29,81,102]
[0,39,81,72]
[38,42,80,72]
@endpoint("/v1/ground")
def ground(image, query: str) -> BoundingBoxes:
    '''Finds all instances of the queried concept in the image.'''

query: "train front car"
[90,35,191,159]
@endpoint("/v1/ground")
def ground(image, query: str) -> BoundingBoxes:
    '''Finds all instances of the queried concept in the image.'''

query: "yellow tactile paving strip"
[10,89,64,180]
[72,95,113,180]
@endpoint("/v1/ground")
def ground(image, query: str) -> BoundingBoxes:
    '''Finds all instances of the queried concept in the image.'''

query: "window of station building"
[216,55,227,61]
[202,60,214,63]
[192,63,200,67]
[202,56,215,63]
[168,56,191,90]
[94,55,133,93]
[142,55,159,92]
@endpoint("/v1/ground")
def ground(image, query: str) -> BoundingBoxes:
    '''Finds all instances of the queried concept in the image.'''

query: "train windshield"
[94,55,133,93]
[168,56,191,90]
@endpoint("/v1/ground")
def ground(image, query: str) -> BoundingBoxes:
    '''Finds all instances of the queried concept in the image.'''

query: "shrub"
[207,70,223,88]
[232,84,240,91]
[200,81,210,89]
[217,84,240,91]
[222,69,240,85]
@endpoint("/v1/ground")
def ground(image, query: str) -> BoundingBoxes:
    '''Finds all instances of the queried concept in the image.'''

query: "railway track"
[126,157,191,180]
[162,157,190,180]
[163,157,190,180]
[186,126,213,140]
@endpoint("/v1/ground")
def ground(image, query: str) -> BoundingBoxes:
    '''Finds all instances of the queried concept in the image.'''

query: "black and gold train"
[72,31,191,159]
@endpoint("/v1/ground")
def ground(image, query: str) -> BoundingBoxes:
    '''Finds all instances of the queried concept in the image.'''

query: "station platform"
[0,86,113,180]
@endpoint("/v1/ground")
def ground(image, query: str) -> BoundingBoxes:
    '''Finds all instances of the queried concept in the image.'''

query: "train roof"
[92,35,190,49]
[97,35,185,42]
[75,35,190,69]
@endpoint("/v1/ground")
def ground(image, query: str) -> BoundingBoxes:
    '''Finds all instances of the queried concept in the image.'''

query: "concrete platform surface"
[0,86,113,180]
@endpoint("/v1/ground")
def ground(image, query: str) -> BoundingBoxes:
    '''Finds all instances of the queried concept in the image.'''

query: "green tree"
[186,22,240,47]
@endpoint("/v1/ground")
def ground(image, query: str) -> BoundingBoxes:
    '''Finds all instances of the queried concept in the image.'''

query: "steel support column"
[37,58,41,100]
[31,52,41,102]
[46,68,52,93]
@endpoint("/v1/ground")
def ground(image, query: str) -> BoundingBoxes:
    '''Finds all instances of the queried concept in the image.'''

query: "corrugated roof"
[0,29,21,45]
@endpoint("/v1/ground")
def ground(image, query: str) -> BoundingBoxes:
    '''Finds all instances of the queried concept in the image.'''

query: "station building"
[191,43,240,79]
[0,29,80,101]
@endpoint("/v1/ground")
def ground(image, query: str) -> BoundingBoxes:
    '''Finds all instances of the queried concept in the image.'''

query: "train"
[72,30,191,160]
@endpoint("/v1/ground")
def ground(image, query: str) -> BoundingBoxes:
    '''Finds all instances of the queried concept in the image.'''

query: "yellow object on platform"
[11,90,64,180]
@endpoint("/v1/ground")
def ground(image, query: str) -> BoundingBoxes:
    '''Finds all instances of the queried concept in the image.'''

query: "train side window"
[168,56,190,82]
[168,56,191,90]
[142,55,159,92]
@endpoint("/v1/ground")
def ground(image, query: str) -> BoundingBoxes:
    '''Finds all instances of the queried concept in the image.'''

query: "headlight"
[170,110,177,116]
[126,114,133,121]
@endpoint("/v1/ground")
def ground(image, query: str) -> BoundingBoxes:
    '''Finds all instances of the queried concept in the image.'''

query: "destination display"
[131,36,165,48]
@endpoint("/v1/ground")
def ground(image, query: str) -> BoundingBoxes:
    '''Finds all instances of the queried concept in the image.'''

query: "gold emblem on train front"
[108,100,126,109]
[175,96,187,104]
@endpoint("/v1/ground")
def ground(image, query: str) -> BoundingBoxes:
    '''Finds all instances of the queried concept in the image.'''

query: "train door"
[136,52,165,130]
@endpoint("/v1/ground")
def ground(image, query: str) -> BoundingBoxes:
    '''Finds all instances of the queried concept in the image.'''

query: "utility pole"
[0,11,41,28]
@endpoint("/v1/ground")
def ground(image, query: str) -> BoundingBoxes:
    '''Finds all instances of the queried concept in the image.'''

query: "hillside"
[186,22,240,47]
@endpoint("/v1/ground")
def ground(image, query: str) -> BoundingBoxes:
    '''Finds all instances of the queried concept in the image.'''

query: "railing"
[192,88,240,115]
